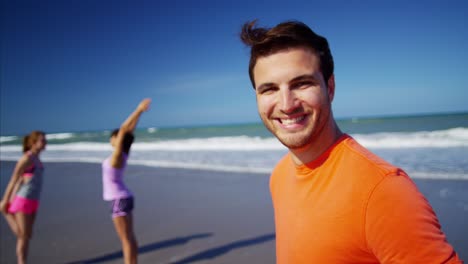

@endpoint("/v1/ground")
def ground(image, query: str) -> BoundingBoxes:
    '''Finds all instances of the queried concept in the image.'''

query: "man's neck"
[290,121,343,165]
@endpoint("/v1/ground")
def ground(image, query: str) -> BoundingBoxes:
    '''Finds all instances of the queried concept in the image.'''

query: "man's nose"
[279,88,298,113]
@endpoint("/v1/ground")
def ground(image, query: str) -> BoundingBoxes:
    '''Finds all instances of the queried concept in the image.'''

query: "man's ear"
[327,74,335,102]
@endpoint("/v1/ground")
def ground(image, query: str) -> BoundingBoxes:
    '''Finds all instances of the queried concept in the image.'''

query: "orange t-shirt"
[270,134,462,263]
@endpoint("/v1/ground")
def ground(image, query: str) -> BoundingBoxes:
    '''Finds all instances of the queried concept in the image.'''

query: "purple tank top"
[102,153,132,201]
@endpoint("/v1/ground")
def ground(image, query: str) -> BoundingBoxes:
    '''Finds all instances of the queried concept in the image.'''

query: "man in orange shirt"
[240,20,463,263]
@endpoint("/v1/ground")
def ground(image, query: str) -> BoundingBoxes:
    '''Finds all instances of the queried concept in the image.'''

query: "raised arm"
[120,98,152,135]
[111,98,151,168]
[0,154,32,213]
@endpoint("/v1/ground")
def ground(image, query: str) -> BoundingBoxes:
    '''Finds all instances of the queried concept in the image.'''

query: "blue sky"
[1,0,467,135]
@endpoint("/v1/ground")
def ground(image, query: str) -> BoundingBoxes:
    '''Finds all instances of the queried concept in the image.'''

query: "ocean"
[1,112,467,179]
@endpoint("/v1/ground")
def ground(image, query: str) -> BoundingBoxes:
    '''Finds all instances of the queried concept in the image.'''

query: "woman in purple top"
[103,98,151,264]
[1,130,47,264]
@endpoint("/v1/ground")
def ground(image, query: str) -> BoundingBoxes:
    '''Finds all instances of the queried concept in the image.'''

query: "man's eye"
[259,87,276,94]
[296,81,310,87]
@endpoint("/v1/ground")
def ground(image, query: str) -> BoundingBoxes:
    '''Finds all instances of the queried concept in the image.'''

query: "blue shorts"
[110,196,134,218]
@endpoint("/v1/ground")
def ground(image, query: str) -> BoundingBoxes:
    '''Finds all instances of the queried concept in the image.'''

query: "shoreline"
[1,161,467,263]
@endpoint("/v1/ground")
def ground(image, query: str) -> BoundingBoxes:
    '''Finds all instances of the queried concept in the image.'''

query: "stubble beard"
[261,114,318,150]
[261,104,333,151]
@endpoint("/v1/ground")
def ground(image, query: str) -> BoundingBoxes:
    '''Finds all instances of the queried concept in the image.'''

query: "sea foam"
[1,128,467,179]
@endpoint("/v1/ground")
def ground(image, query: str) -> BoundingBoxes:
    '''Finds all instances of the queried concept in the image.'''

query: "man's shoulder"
[339,136,404,178]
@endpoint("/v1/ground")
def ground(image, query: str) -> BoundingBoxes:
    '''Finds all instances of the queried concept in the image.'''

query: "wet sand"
[0,161,466,263]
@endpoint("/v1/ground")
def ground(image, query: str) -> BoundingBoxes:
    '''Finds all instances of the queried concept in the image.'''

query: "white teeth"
[281,116,305,125]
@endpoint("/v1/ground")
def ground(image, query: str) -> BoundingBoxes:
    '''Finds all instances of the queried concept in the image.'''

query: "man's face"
[253,48,334,150]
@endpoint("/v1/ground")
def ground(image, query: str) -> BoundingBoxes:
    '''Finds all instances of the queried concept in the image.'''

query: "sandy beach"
[1,161,467,263]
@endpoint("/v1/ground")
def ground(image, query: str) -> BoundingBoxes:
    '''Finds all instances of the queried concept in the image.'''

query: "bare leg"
[3,185,22,236]
[1,211,19,236]
[113,213,138,264]
[15,212,35,264]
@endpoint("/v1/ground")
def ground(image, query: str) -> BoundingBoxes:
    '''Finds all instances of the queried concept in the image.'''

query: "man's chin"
[277,135,310,150]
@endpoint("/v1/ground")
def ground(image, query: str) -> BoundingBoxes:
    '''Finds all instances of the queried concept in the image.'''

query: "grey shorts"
[110,196,134,218]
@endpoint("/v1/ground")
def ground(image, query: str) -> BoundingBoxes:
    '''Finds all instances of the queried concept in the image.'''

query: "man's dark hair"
[240,20,334,88]
[111,129,134,154]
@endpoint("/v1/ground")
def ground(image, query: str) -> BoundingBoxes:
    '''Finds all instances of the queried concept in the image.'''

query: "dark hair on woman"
[111,129,135,154]
[23,130,45,153]
[240,20,334,88]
